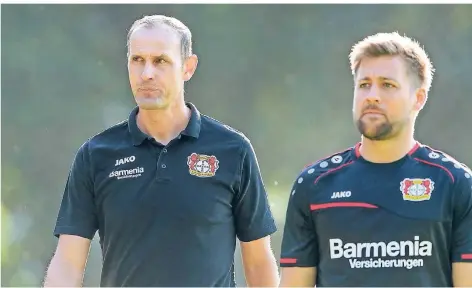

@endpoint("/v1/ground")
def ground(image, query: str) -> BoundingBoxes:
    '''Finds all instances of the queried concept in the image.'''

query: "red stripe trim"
[280,258,297,264]
[310,202,378,211]
[462,254,472,260]
[314,161,354,185]
[414,158,455,183]
[408,142,421,155]
[355,142,361,158]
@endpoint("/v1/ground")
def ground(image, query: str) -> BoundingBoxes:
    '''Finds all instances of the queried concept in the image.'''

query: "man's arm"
[240,236,279,287]
[44,142,98,287]
[233,137,278,287]
[451,165,472,287]
[279,168,318,288]
[44,235,91,287]
[280,267,316,288]
[452,263,472,287]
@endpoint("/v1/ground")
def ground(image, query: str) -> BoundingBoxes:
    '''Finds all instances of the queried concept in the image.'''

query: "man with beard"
[44,15,279,287]
[278,32,472,287]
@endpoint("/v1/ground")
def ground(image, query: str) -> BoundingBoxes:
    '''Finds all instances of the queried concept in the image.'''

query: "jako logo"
[115,156,135,166]
[331,191,351,199]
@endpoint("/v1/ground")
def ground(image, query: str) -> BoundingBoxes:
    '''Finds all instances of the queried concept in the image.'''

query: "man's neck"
[359,128,417,163]
[136,100,191,145]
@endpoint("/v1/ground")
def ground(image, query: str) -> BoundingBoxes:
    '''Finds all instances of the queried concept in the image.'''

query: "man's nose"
[141,63,155,81]
[365,84,381,103]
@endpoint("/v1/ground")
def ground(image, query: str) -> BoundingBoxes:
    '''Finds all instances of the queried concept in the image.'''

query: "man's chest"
[91,145,241,229]
[310,167,455,268]
[307,165,455,247]
[310,167,453,222]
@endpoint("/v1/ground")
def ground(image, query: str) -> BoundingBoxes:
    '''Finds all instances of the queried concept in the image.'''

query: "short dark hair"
[349,32,434,92]
[127,15,193,61]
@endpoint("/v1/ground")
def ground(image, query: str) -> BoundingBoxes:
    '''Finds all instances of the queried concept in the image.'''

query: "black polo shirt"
[280,143,472,287]
[54,102,277,287]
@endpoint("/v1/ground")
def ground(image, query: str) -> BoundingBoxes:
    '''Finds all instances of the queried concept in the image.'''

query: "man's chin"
[356,121,393,141]
[135,98,169,110]
[359,127,395,141]
[362,133,389,141]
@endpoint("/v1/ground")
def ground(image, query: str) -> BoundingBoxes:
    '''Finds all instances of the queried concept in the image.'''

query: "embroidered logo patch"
[187,153,219,177]
[400,178,434,201]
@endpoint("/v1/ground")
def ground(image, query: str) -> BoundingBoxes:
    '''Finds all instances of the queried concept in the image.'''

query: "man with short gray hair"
[44,15,279,287]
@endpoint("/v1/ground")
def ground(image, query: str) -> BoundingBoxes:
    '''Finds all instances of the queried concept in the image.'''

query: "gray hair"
[126,15,193,61]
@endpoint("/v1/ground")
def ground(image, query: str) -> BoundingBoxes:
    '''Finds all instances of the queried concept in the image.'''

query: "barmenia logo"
[109,167,144,180]
[329,236,432,270]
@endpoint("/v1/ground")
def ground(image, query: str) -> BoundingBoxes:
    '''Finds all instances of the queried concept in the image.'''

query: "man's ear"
[183,54,198,81]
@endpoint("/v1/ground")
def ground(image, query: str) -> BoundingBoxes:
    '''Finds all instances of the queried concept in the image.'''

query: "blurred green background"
[2,3,472,286]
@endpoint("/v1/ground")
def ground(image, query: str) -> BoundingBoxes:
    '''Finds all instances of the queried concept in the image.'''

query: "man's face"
[352,55,424,140]
[127,25,196,110]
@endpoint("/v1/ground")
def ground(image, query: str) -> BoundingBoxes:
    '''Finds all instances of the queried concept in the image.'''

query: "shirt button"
[163,148,167,153]
[161,164,166,168]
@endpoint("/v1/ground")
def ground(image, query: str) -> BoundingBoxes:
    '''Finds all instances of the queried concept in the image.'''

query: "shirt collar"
[181,102,202,139]
[128,102,202,146]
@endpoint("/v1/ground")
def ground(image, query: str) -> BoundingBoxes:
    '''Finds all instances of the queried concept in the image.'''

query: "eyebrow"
[358,76,398,82]
[130,53,172,60]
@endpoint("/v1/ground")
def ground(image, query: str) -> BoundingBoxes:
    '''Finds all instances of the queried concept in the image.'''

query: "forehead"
[356,55,409,81]
[128,25,181,57]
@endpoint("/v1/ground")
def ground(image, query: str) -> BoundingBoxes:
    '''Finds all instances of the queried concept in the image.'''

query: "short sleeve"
[232,138,277,242]
[451,169,472,262]
[53,141,98,240]
[280,174,318,267]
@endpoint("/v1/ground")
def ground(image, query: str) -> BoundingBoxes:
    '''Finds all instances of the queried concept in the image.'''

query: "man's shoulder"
[200,113,250,145]
[414,144,471,183]
[288,146,356,202]
[80,120,129,151]
[297,145,356,183]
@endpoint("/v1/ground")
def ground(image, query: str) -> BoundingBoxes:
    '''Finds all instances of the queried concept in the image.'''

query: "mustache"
[362,104,384,114]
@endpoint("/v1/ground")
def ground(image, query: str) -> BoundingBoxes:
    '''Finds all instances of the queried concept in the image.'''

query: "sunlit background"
[2,4,472,286]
